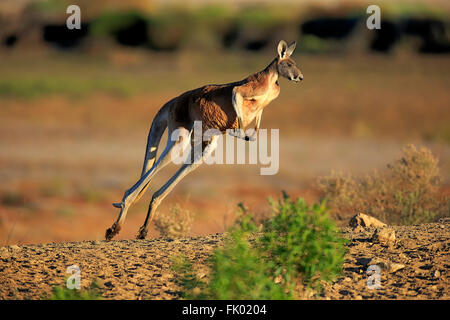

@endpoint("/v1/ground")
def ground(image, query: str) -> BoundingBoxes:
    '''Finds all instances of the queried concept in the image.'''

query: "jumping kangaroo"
[105,40,303,240]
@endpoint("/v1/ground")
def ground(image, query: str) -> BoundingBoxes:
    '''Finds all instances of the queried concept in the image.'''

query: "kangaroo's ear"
[277,40,288,59]
[286,41,297,57]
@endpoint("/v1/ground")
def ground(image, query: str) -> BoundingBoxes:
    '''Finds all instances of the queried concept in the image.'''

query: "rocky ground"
[0,218,448,300]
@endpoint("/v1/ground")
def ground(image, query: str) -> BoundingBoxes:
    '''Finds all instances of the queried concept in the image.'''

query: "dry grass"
[153,204,195,238]
[318,144,449,225]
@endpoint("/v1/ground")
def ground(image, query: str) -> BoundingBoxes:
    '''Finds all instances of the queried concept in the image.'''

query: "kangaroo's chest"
[241,80,280,125]
[261,80,281,105]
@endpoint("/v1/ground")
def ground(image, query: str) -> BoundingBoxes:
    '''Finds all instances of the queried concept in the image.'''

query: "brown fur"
[168,58,282,133]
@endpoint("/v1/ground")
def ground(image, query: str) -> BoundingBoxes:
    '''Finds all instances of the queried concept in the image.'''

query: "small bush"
[172,194,347,299]
[154,204,194,238]
[49,281,102,300]
[318,144,449,225]
[172,213,292,300]
[260,194,348,290]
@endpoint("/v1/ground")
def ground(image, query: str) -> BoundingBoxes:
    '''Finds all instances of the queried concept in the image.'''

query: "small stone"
[406,290,418,296]
[371,228,396,247]
[349,213,387,229]
[0,247,10,257]
[355,295,363,300]
[343,277,352,282]
[439,225,445,229]
[389,263,406,273]
[274,275,282,284]
[433,270,440,278]
[414,268,425,275]
[368,257,389,271]
[367,258,404,273]
[9,245,20,251]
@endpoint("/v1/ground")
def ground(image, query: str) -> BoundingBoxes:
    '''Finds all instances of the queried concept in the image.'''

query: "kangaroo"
[105,40,303,240]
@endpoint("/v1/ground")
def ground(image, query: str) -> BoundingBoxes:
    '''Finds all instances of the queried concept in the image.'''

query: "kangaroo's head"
[276,40,303,82]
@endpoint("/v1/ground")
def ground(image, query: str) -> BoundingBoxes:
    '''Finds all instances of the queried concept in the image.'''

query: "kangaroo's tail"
[134,103,170,202]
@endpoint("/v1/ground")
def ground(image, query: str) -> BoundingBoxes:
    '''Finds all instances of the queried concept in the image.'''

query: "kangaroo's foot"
[136,226,148,240]
[105,222,121,241]
[229,128,254,141]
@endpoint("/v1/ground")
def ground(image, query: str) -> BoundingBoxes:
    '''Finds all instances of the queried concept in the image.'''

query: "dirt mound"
[0,220,448,300]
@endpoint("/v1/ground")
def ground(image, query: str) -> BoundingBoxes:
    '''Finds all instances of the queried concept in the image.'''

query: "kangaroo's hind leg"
[137,135,219,239]
[105,125,192,240]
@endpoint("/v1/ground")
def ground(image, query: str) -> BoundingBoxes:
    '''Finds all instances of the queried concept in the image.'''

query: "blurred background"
[0,0,449,244]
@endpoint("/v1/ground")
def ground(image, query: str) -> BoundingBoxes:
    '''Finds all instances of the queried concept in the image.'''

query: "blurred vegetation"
[172,194,347,299]
[383,2,449,19]
[90,10,149,37]
[318,144,450,225]
[77,187,106,204]
[424,125,450,144]
[1,1,449,54]
[40,178,67,198]
[0,77,136,99]
[0,1,448,100]
[48,279,102,300]
[1,190,29,207]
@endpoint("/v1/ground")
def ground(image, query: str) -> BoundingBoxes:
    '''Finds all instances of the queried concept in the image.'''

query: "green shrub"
[318,144,449,225]
[234,6,295,29]
[260,194,347,290]
[172,213,291,300]
[90,10,148,37]
[49,280,102,300]
[299,35,332,54]
[172,194,347,299]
